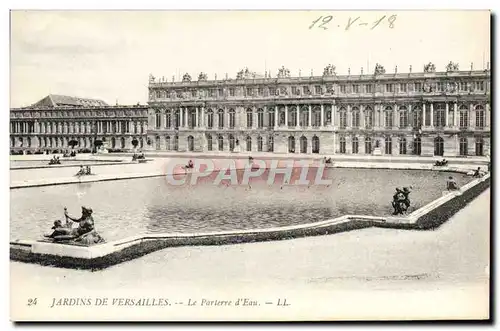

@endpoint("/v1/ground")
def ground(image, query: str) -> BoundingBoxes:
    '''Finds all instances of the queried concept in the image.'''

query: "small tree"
[68,139,79,149]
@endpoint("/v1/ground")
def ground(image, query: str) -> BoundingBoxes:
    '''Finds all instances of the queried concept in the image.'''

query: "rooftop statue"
[198,72,208,81]
[445,61,459,72]
[374,63,386,75]
[149,74,156,83]
[423,62,436,73]
[182,73,192,82]
[236,67,256,80]
[277,66,291,78]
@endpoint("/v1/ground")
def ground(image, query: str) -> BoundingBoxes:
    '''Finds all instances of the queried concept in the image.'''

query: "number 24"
[27,298,37,306]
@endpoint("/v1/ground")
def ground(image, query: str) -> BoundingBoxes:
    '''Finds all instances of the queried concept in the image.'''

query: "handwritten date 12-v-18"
[309,15,397,31]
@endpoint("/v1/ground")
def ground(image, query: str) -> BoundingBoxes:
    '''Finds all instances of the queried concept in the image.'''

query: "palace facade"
[10,94,149,153]
[146,63,491,157]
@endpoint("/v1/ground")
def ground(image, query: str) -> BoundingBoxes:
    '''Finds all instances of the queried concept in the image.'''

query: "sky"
[10,10,490,108]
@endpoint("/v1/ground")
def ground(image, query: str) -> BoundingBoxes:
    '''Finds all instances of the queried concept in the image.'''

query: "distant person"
[447,176,459,191]
[473,167,482,178]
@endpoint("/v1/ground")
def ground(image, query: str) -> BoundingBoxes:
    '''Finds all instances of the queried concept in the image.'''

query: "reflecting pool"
[10,168,472,242]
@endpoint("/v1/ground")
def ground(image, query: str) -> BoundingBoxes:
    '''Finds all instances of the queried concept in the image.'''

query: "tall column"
[445,102,449,127]
[163,112,167,129]
[196,107,199,128]
[430,103,434,127]
[296,106,300,127]
[308,105,312,128]
[486,103,490,128]
[393,104,397,128]
[331,104,335,126]
[274,107,278,128]
[453,102,458,127]
[201,106,205,127]
[422,103,426,127]
[284,105,288,127]
[469,103,474,128]
[320,104,324,127]
[360,106,365,128]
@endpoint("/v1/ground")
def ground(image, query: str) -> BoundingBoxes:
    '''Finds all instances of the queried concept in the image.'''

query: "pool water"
[10,159,122,168]
[10,168,472,242]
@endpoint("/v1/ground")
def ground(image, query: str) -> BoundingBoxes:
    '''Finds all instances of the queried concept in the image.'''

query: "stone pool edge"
[10,162,475,189]
[10,173,490,270]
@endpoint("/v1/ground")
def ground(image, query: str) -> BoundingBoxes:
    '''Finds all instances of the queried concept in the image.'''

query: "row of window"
[337,136,485,156]
[10,121,146,134]
[152,80,488,99]
[155,134,275,153]
[154,105,487,129]
[11,110,147,118]
[10,136,144,149]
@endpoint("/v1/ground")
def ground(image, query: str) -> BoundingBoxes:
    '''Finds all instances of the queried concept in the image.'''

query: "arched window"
[257,136,263,152]
[312,107,321,127]
[434,104,446,127]
[312,135,320,153]
[246,135,252,151]
[173,134,179,151]
[413,137,422,155]
[339,107,347,129]
[247,108,253,128]
[229,134,235,151]
[434,136,444,156]
[459,105,469,128]
[324,105,332,126]
[365,136,372,154]
[384,136,392,155]
[300,136,308,153]
[399,106,408,128]
[206,109,214,129]
[278,107,286,126]
[218,109,224,129]
[174,109,180,129]
[268,135,274,152]
[339,136,346,154]
[351,107,360,128]
[229,109,236,129]
[267,108,276,128]
[165,135,171,151]
[384,106,393,127]
[459,137,468,156]
[352,136,359,154]
[300,106,308,127]
[218,134,224,151]
[155,110,161,129]
[111,137,116,149]
[364,106,374,128]
[187,135,195,152]
[475,105,485,128]
[399,137,407,155]
[288,107,297,127]
[27,137,31,148]
[207,134,213,151]
[413,107,422,128]
[189,108,196,129]
[140,138,144,149]
[288,136,295,153]
[155,136,160,150]
[257,108,264,128]
[165,110,171,128]
[121,137,126,149]
[475,137,484,156]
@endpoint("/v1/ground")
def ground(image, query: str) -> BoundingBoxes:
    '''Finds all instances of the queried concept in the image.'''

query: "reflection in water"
[10,168,472,242]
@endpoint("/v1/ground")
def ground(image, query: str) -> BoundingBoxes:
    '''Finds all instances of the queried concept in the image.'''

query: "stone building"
[147,63,491,157]
[10,94,149,154]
